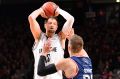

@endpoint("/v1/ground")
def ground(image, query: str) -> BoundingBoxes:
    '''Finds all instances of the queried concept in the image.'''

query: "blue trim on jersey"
[70,56,93,79]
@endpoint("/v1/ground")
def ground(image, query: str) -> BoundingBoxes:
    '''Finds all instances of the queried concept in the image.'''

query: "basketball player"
[28,3,74,79]
[37,34,93,79]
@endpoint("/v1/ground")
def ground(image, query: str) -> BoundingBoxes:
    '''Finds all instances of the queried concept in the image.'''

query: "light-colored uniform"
[32,32,64,79]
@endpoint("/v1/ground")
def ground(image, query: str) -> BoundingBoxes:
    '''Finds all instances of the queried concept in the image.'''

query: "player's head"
[68,34,84,54]
[44,17,58,34]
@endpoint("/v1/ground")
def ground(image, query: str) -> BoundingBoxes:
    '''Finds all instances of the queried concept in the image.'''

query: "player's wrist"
[53,7,59,17]
[41,52,46,56]
[57,8,62,14]
[55,7,60,13]
[38,8,43,14]
[41,51,48,56]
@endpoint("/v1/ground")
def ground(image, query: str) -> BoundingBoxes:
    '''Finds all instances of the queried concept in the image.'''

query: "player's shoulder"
[38,32,46,40]
[61,58,76,65]
[56,58,69,66]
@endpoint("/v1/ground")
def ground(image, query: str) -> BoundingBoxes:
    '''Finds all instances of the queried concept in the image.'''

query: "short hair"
[44,16,58,24]
[69,34,84,53]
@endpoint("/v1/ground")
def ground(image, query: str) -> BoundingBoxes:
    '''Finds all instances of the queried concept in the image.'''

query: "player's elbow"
[37,70,47,76]
[28,15,33,21]
[70,16,74,23]
[67,16,74,24]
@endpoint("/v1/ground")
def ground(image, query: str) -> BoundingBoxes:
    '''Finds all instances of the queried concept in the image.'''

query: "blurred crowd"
[0,18,34,79]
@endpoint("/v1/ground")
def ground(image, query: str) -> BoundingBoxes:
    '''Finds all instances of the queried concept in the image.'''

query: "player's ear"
[44,23,47,29]
[68,44,71,52]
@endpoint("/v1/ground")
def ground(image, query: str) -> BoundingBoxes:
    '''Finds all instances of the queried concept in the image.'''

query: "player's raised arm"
[28,8,47,42]
[56,7,74,36]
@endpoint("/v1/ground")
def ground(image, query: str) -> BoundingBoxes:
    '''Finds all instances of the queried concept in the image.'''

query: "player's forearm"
[59,8,74,25]
[58,8,74,35]
[28,8,41,19]
[37,55,57,76]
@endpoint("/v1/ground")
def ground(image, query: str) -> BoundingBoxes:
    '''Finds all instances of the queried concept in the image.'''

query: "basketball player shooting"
[28,2,74,79]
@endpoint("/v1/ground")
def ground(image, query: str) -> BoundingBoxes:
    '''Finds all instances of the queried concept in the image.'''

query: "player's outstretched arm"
[37,39,76,76]
[37,55,68,76]
[37,55,58,76]
[37,39,64,76]
[37,55,75,77]
[56,7,74,36]
[28,8,46,42]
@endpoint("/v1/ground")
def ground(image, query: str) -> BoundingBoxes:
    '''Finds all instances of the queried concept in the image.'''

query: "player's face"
[45,18,58,33]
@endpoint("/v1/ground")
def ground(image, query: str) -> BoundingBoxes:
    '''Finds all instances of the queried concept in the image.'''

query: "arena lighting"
[116,0,120,2]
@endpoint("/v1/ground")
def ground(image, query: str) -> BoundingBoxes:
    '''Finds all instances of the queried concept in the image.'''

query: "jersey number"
[45,54,50,63]
[83,74,93,79]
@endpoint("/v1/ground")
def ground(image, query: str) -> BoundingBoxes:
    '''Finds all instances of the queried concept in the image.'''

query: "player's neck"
[71,49,89,57]
[46,32,55,38]
[70,52,79,57]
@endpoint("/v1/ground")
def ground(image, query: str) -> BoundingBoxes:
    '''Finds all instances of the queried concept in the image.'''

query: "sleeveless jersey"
[32,32,64,79]
[70,56,93,79]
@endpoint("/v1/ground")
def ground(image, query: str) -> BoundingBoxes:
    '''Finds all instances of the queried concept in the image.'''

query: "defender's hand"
[42,38,52,56]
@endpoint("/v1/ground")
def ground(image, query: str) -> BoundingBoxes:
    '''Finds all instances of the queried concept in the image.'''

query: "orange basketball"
[42,2,58,17]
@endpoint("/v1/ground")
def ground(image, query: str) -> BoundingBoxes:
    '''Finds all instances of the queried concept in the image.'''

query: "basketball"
[42,2,58,17]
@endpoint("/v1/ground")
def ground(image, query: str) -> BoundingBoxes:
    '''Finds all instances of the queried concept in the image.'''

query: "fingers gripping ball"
[42,2,58,17]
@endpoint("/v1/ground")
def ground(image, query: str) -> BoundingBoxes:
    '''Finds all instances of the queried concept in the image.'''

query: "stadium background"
[0,0,120,79]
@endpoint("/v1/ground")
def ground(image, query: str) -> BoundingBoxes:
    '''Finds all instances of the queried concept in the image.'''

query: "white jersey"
[32,32,64,79]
